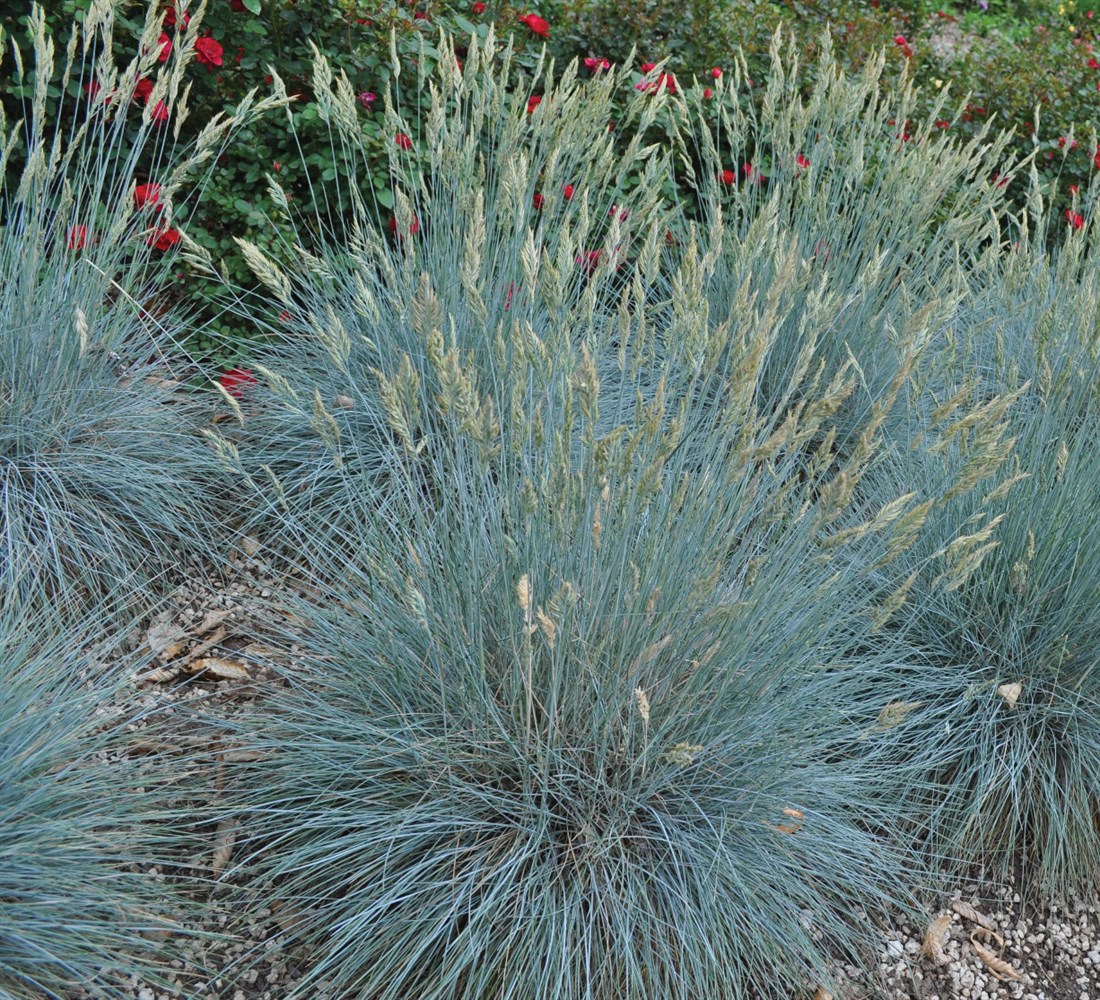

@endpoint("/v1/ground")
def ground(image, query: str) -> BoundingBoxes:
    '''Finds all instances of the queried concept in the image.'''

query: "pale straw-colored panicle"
[234,238,294,305]
[310,389,343,467]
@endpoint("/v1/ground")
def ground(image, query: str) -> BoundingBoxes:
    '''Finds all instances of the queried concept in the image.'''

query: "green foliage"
[0,0,542,361]
[0,590,204,998]
[0,4,281,611]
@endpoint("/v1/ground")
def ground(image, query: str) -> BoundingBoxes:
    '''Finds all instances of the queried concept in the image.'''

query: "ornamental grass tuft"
[0,584,207,998]
[856,184,1100,900]
[203,34,1034,998]
[0,3,283,612]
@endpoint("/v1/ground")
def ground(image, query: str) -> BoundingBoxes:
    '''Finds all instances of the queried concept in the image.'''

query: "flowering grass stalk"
[671,28,1020,450]
[209,27,679,553]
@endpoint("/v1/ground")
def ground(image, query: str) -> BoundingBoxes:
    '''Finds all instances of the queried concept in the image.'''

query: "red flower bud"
[518,13,549,37]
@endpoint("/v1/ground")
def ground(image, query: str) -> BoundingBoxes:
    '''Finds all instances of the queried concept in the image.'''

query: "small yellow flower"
[933,78,943,89]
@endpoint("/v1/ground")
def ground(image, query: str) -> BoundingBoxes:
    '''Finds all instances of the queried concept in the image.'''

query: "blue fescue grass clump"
[671,30,1019,448]
[0,5,282,612]
[196,37,1051,995]
[217,378,930,998]
[0,588,204,998]
[856,190,1100,899]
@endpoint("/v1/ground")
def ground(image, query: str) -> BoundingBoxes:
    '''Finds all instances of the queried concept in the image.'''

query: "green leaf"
[243,0,261,11]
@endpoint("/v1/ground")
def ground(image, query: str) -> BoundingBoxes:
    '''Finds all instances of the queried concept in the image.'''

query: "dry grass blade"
[921,911,953,965]
[211,818,238,877]
[970,930,1023,981]
[950,898,998,931]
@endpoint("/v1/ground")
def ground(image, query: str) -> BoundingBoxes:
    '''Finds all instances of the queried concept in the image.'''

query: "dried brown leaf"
[813,987,833,1000]
[333,394,355,409]
[997,681,1022,710]
[136,664,179,684]
[195,608,233,636]
[181,625,228,665]
[156,639,189,662]
[921,912,953,965]
[768,807,805,834]
[970,932,1022,981]
[191,656,250,680]
[950,899,997,931]
[146,621,185,656]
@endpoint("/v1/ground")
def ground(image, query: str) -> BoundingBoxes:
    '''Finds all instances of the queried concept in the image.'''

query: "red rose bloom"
[387,215,421,237]
[230,0,247,10]
[584,56,611,72]
[1066,209,1085,229]
[149,100,169,124]
[526,94,542,114]
[518,13,549,37]
[195,36,224,67]
[395,133,413,150]
[219,368,257,399]
[133,183,161,208]
[576,249,602,273]
[472,1,486,11]
[67,224,89,250]
[158,32,172,61]
[637,72,676,95]
[148,226,181,251]
[720,169,735,185]
[563,183,574,200]
[532,192,545,210]
[640,62,657,72]
[163,5,190,29]
[703,87,713,99]
[134,77,154,103]
[795,153,810,170]
[711,66,722,78]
